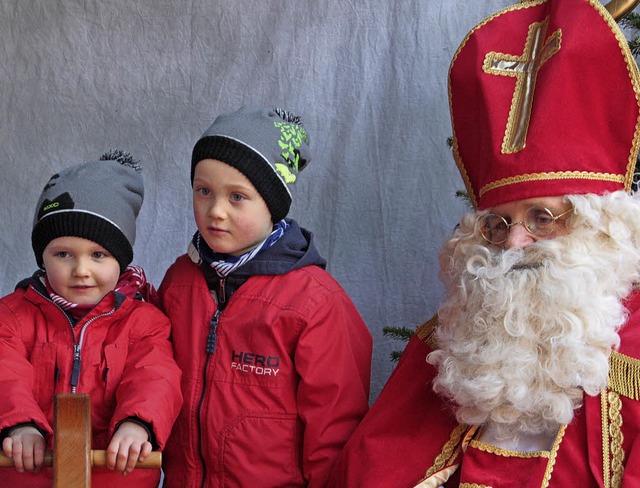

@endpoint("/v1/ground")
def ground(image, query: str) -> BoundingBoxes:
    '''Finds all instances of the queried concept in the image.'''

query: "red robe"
[328,291,640,487]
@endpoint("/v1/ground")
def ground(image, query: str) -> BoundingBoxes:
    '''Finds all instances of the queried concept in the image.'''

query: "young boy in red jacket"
[0,151,182,487]
[159,107,372,487]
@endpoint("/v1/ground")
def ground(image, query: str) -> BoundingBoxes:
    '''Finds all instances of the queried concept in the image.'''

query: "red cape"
[328,292,640,487]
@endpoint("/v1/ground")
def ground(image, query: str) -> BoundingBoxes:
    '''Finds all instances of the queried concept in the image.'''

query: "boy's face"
[42,236,120,306]
[193,158,274,256]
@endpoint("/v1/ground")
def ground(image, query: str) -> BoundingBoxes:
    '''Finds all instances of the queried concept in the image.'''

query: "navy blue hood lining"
[200,219,326,303]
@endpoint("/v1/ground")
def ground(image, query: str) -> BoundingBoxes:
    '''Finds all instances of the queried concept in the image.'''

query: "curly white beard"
[428,191,640,442]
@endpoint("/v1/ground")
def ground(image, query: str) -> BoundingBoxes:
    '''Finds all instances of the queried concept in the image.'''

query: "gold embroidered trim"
[415,464,460,487]
[540,424,566,488]
[608,391,625,488]
[451,140,478,209]
[468,439,550,458]
[588,0,640,193]
[608,351,640,400]
[423,424,467,479]
[601,388,626,488]
[478,171,625,197]
[416,314,439,349]
[602,389,611,488]
[448,0,547,71]
[460,484,492,488]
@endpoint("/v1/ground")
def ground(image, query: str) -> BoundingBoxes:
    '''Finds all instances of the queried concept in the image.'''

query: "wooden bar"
[0,450,161,469]
[0,390,162,478]
[54,394,92,488]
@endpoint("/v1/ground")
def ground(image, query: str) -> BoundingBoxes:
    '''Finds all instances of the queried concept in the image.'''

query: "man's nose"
[503,223,535,249]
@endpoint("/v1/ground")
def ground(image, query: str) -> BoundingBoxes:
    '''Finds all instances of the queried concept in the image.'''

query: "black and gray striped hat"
[31,150,144,272]
[191,106,311,222]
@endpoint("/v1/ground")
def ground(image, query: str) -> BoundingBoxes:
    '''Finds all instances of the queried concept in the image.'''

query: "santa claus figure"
[328,0,640,486]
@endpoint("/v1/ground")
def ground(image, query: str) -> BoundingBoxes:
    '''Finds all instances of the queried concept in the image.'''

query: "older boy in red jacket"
[159,107,372,487]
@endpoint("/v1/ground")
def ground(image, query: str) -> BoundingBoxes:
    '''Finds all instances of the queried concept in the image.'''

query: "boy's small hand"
[2,426,46,473]
[106,421,152,475]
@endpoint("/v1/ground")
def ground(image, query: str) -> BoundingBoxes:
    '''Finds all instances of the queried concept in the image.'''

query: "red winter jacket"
[0,279,183,488]
[159,248,372,488]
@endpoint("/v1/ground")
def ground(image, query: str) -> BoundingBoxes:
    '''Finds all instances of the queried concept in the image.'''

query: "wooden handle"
[91,450,162,469]
[0,450,161,469]
[0,451,53,467]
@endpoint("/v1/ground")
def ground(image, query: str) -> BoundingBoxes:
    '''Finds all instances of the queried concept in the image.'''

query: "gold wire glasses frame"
[479,206,574,245]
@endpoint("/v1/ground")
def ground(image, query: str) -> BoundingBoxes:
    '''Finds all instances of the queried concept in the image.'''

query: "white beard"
[428,191,640,442]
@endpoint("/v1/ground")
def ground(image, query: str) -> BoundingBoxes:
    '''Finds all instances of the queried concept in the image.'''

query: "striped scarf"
[44,265,157,320]
[193,219,289,277]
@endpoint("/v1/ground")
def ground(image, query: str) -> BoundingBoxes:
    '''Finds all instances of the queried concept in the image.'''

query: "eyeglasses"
[479,206,573,245]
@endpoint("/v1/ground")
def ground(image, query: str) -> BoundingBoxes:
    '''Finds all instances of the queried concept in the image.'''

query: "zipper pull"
[71,345,81,391]
[206,310,220,354]
[218,278,226,304]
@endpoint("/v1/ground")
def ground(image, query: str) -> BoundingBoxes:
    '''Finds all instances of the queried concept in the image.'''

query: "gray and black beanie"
[31,150,144,273]
[191,106,311,223]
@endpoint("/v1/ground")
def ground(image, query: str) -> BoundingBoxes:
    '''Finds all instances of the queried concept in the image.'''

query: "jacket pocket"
[101,342,126,409]
[30,342,57,419]
[219,413,304,487]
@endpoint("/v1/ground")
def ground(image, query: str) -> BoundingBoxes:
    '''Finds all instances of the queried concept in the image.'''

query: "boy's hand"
[106,421,152,475]
[2,426,46,473]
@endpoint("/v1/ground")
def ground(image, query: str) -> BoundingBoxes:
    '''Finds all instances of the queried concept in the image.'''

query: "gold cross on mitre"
[483,18,561,154]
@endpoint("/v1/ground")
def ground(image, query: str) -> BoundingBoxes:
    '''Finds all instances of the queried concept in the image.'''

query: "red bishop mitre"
[449,0,640,210]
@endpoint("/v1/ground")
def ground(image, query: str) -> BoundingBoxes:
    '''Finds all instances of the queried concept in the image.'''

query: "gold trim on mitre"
[478,170,627,197]
[588,0,640,193]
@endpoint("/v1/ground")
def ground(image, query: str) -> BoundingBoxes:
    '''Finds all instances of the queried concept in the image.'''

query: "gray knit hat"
[191,106,311,222]
[32,150,144,272]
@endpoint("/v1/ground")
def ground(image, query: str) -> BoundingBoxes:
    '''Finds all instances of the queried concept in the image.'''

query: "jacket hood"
[233,218,326,278]
[15,271,47,294]
[197,219,326,305]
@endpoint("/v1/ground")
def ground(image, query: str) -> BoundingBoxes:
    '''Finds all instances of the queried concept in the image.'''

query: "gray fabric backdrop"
[2,0,630,402]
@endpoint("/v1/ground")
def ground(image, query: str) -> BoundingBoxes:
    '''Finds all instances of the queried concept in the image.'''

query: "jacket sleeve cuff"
[115,417,158,450]
[0,422,48,443]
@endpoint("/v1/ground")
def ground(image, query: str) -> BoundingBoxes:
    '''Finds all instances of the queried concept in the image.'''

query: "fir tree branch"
[620,12,640,30]
[382,326,415,342]
[390,351,403,363]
